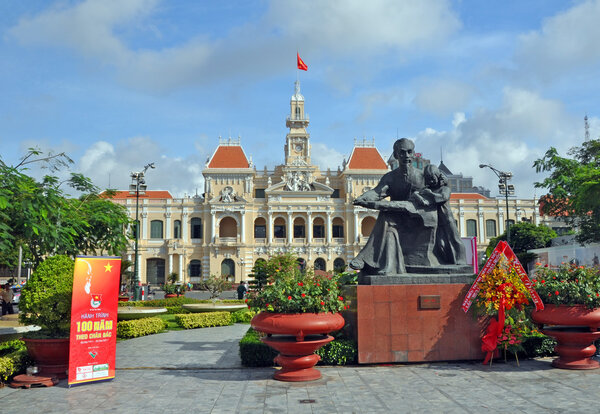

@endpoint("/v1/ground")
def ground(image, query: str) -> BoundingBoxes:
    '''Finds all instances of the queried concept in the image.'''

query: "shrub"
[239,328,277,367]
[174,312,232,329]
[117,317,166,339]
[238,328,358,367]
[521,332,557,358]
[0,340,29,382]
[165,306,191,314]
[316,338,358,365]
[231,309,255,324]
[118,297,202,307]
[19,255,74,338]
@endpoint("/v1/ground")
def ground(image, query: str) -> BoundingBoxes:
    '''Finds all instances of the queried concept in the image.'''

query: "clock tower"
[285,80,311,166]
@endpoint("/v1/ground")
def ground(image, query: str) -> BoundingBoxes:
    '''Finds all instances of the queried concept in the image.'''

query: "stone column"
[240,211,246,243]
[211,211,216,243]
[287,211,293,244]
[169,253,173,275]
[478,211,484,245]
[326,212,332,244]
[141,212,148,240]
[459,209,465,237]
[267,211,273,244]
[307,211,312,242]
[165,212,171,240]
[498,211,505,235]
[182,212,189,241]
[354,212,359,243]
[179,255,184,281]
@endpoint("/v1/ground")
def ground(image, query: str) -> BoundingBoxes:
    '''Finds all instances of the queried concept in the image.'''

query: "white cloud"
[77,137,206,198]
[266,0,460,55]
[516,0,600,79]
[412,88,583,198]
[310,142,345,171]
[413,79,474,116]
[8,0,460,92]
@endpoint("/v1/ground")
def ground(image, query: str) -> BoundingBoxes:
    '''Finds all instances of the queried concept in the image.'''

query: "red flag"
[297,52,308,71]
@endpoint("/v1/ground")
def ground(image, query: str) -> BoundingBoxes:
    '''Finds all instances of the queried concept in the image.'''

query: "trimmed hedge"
[239,328,277,367]
[238,328,358,367]
[174,312,232,329]
[117,317,167,339]
[118,297,202,307]
[0,340,29,383]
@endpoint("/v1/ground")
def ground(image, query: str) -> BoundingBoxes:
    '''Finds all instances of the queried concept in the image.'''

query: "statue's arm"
[422,186,450,204]
[353,175,391,205]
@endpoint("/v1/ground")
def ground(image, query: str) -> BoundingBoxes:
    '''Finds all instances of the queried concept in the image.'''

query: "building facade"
[110,81,548,284]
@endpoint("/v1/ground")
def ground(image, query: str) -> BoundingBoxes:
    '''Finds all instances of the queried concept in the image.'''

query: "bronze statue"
[349,138,466,275]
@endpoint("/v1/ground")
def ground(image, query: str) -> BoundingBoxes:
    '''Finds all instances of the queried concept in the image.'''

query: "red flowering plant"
[245,253,347,314]
[473,256,533,360]
[532,263,600,309]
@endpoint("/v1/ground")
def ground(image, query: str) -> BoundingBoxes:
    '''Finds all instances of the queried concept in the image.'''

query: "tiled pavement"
[1,323,600,413]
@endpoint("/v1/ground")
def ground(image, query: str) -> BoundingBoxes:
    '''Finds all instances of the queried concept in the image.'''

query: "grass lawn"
[157,314,183,331]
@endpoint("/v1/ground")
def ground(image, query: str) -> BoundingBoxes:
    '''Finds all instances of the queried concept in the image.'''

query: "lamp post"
[129,163,155,301]
[479,164,515,244]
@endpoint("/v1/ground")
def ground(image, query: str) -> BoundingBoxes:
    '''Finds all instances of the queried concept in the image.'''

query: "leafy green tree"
[486,222,557,269]
[534,138,600,244]
[0,149,131,268]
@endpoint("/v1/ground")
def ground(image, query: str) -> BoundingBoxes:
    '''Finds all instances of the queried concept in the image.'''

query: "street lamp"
[129,162,155,301]
[479,164,515,244]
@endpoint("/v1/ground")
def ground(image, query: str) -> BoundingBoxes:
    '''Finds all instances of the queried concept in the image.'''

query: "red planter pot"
[118,296,130,302]
[251,312,345,382]
[531,305,600,370]
[164,294,178,298]
[23,337,70,379]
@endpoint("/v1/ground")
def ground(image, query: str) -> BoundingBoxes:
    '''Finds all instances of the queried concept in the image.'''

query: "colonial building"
[109,81,548,284]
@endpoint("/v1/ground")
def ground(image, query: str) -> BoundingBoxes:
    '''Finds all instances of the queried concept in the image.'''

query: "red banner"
[68,256,121,386]
[461,241,544,313]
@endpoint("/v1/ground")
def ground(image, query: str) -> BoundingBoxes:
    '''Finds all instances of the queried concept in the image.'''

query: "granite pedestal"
[354,270,485,364]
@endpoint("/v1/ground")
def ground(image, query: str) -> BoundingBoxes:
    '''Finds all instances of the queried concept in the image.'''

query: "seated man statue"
[349,138,465,275]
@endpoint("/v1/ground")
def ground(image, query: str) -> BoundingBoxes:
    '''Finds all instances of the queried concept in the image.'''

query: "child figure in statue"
[410,164,466,265]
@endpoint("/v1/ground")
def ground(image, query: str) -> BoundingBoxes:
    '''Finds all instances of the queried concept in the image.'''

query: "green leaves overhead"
[534,138,600,244]
[0,149,130,268]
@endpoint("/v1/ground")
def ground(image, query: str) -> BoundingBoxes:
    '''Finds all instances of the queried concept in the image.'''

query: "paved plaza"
[1,322,600,413]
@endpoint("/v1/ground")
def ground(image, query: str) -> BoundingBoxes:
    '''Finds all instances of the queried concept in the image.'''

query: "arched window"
[274,217,286,239]
[173,220,181,239]
[254,217,266,239]
[221,258,235,281]
[313,217,325,238]
[293,217,305,238]
[361,216,376,237]
[295,106,301,119]
[485,219,497,238]
[333,258,346,273]
[466,219,477,237]
[314,258,326,271]
[150,220,163,239]
[332,217,344,238]
[189,259,202,278]
[191,218,203,239]
[219,217,237,238]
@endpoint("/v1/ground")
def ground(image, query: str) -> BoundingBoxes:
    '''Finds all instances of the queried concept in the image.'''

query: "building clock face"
[295,144,303,153]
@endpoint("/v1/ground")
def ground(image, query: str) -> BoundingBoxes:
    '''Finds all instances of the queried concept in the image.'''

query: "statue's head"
[393,138,415,167]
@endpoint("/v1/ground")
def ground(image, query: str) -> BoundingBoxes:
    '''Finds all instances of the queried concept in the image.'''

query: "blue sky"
[1,0,599,198]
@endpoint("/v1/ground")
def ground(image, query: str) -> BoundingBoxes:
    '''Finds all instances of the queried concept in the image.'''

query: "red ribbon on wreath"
[481,295,506,365]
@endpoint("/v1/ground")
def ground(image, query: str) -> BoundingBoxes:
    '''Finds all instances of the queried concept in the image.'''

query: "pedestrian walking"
[1,284,14,315]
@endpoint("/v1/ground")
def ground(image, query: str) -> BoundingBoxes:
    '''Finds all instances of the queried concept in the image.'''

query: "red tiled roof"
[207,145,249,168]
[347,147,387,170]
[104,190,173,200]
[450,193,489,200]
